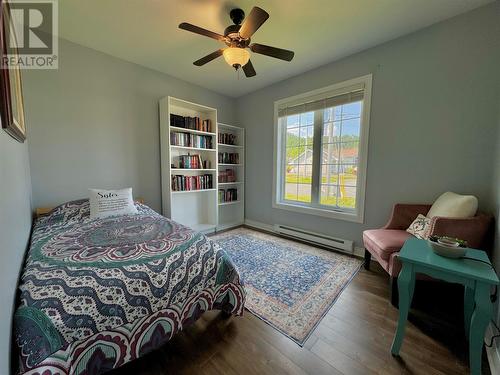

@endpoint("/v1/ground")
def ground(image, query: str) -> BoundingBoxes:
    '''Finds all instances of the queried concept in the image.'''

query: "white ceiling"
[58,0,493,97]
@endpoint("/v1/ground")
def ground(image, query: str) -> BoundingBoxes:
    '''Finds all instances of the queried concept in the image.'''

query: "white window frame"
[272,74,372,223]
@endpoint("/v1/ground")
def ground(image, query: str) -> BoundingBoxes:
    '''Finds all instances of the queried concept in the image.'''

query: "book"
[170,132,213,149]
[218,132,236,145]
[172,174,213,191]
[218,152,240,164]
[218,169,236,183]
[177,154,211,169]
[170,114,212,133]
[219,188,238,203]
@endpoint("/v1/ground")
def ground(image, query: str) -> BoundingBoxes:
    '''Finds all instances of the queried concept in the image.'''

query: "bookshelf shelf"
[171,145,216,152]
[218,182,243,186]
[219,200,242,206]
[171,168,216,172]
[218,143,243,149]
[218,123,240,130]
[170,126,216,136]
[172,189,216,194]
[159,97,244,234]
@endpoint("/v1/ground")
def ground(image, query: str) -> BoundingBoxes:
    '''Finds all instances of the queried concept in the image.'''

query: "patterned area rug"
[212,227,362,345]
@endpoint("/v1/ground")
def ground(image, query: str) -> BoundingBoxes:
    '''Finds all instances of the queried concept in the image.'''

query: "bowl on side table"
[428,236,467,258]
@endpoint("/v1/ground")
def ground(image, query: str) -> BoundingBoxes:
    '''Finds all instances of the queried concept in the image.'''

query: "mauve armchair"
[363,203,493,306]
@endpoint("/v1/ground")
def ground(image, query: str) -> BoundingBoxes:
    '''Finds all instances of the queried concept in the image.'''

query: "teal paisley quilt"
[14,199,245,375]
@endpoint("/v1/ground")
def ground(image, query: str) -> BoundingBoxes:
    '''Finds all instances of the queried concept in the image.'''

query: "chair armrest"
[429,214,493,250]
[384,203,432,230]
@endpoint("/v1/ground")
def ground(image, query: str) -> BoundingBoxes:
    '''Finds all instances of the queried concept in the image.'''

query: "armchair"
[363,203,493,306]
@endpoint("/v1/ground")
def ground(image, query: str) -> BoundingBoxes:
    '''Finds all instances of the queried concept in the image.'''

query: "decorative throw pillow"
[406,214,432,239]
[89,187,138,219]
[427,191,478,219]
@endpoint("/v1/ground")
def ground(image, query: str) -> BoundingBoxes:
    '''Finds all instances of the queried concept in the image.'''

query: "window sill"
[273,201,364,223]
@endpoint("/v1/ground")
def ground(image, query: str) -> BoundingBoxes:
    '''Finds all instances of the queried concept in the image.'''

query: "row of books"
[218,169,236,183]
[219,188,238,203]
[176,154,211,169]
[170,132,213,149]
[218,152,240,164]
[170,114,212,133]
[172,174,213,191]
[218,132,237,145]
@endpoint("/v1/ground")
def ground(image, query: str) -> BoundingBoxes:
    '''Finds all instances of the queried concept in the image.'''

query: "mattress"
[13,199,245,375]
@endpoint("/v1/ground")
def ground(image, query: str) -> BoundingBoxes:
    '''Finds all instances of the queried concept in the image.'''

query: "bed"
[13,199,245,375]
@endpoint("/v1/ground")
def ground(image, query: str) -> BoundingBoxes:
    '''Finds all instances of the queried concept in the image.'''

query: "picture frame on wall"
[0,0,26,143]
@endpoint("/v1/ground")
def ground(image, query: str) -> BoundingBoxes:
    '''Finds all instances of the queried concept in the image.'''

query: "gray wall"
[23,38,238,212]
[492,90,500,349]
[236,3,500,247]
[0,132,32,374]
[494,101,500,278]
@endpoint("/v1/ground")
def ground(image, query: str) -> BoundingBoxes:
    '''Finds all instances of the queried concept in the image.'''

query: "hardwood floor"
[111,262,490,375]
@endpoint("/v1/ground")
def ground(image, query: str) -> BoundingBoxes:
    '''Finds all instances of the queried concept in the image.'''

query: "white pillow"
[427,191,478,219]
[406,214,431,239]
[89,188,138,219]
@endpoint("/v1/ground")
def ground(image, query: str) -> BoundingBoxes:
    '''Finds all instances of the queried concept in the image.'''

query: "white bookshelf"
[217,123,245,231]
[159,97,245,234]
[159,96,218,234]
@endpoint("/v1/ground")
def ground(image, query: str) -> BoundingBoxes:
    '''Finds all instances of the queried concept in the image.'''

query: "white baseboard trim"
[486,323,500,374]
[243,219,364,258]
[243,219,275,233]
[216,221,244,232]
[353,246,365,258]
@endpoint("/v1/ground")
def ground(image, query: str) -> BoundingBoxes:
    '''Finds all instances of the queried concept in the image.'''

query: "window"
[273,75,372,222]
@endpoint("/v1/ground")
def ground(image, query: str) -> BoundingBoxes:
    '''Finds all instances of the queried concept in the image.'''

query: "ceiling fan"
[179,6,294,77]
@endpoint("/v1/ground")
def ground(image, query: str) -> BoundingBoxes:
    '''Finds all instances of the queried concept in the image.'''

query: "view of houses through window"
[285,112,314,203]
[284,101,362,209]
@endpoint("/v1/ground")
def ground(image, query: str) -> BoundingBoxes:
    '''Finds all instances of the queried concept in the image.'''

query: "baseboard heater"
[273,224,354,254]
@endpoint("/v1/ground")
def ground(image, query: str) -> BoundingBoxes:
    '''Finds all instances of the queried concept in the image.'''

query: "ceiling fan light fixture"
[223,47,250,69]
[179,6,294,77]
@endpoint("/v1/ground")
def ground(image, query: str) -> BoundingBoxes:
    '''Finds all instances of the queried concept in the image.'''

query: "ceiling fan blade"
[242,60,256,77]
[193,49,224,66]
[179,22,225,42]
[250,43,294,61]
[239,7,269,39]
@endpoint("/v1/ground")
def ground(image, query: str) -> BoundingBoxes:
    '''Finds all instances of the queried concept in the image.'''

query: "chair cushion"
[363,229,413,261]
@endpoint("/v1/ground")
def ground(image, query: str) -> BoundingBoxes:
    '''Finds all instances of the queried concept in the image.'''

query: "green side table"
[391,237,499,375]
